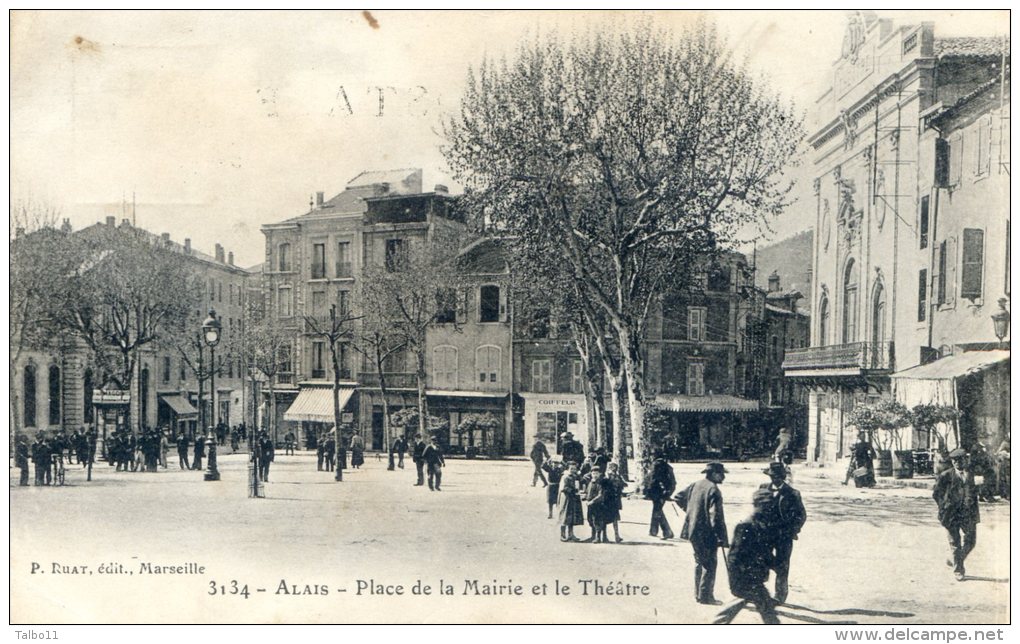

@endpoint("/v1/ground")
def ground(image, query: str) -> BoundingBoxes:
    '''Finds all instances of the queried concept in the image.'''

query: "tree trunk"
[268,382,275,444]
[376,346,391,448]
[606,366,628,481]
[10,362,22,439]
[617,325,650,482]
[415,347,428,438]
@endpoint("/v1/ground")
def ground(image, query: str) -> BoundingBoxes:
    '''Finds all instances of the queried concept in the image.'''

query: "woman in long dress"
[350,430,365,468]
[558,461,584,541]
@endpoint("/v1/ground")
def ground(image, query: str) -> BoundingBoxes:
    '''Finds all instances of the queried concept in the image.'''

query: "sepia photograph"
[8,8,1012,632]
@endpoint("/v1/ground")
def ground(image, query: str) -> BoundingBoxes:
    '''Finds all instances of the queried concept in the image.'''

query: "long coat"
[557,471,585,526]
[727,518,775,594]
[680,478,729,547]
[758,482,807,541]
[933,467,980,528]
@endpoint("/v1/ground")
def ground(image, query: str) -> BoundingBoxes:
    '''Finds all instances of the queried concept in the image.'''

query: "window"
[218,282,222,303]
[209,278,215,300]
[229,284,234,305]
[278,243,291,272]
[936,241,947,305]
[919,196,929,250]
[338,343,352,379]
[687,362,705,396]
[842,259,859,343]
[961,228,985,301]
[385,239,406,272]
[772,336,780,364]
[312,290,326,314]
[311,243,326,279]
[530,309,550,338]
[818,295,830,345]
[476,345,501,384]
[918,269,928,322]
[48,365,61,426]
[531,359,552,393]
[433,346,458,388]
[162,356,171,383]
[279,344,292,374]
[337,290,351,317]
[311,341,326,379]
[336,241,352,278]
[180,360,187,382]
[688,307,706,342]
[383,348,407,373]
[23,365,36,427]
[278,286,292,317]
[435,288,457,324]
[479,285,501,323]
[228,354,234,378]
[571,360,584,394]
[949,133,964,185]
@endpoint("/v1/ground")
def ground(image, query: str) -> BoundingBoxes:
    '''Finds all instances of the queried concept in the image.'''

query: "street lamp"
[202,309,222,481]
[991,298,1010,343]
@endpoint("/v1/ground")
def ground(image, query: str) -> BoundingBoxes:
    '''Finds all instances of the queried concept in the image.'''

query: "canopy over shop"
[283,385,357,447]
[650,394,762,460]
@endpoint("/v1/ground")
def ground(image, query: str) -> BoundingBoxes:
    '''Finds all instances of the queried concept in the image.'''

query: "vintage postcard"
[8,9,1011,631]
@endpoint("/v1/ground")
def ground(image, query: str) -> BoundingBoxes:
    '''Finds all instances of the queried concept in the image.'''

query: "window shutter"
[961,228,985,301]
[945,236,957,307]
[933,240,944,305]
[456,288,468,324]
[917,269,927,322]
[499,286,508,322]
[949,134,964,186]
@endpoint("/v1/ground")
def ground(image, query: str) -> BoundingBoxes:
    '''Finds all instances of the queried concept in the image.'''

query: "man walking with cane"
[646,449,676,539]
[680,462,729,605]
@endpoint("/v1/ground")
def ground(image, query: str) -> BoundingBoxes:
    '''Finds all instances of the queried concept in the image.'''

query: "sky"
[9,10,1009,267]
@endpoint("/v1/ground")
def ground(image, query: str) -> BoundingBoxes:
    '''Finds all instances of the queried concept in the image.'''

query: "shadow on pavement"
[783,602,915,618]
[963,576,1009,583]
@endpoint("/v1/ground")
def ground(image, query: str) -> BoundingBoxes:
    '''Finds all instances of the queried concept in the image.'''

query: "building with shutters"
[782,12,1008,463]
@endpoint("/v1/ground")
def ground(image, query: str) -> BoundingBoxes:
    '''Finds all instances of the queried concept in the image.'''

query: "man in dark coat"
[324,434,336,472]
[193,434,205,471]
[716,489,781,624]
[843,432,876,487]
[412,434,427,486]
[15,435,31,486]
[530,440,550,487]
[646,450,676,540]
[31,433,48,485]
[560,432,585,466]
[680,461,729,605]
[933,448,980,581]
[176,433,190,470]
[759,462,807,603]
[394,435,407,469]
[258,431,275,482]
[423,435,446,491]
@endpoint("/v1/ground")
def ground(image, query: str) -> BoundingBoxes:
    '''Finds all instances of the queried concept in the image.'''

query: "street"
[9,453,1010,624]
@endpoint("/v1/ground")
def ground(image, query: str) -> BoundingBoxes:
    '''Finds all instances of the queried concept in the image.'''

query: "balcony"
[335,261,353,279]
[783,341,894,377]
[357,372,418,389]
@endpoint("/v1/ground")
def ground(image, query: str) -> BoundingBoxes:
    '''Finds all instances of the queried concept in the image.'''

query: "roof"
[457,237,509,274]
[935,37,1009,59]
[890,350,1009,381]
[346,168,422,194]
[765,303,808,318]
[651,394,760,414]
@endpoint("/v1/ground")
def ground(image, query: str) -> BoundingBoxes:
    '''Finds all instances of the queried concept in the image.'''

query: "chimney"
[228,251,234,266]
[316,191,325,207]
[768,270,781,293]
[106,216,116,227]
[374,182,390,197]
[120,218,131,227]
[184,238,192,254]
[434,184,449,195]
[161,232,170,245]
[60,218,72,233]
[215,243,225,263]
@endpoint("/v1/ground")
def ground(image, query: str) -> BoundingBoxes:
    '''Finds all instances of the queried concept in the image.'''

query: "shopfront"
[282,384,357,448]
[521,392,588,457]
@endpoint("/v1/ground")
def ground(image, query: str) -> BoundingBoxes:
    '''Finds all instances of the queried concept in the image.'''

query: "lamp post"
[991,298,1010,343]
[202,309,222,481]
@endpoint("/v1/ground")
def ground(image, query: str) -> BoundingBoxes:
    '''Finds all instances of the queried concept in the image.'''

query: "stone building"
[783,13,1007,463]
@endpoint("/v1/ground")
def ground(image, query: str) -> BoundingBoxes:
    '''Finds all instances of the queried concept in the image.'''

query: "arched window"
[872,281,886,345]
[278,243,291,272]
[48,365,61,426]
[83,368,94,423]
[818,295,830,346]
[479,285,501,323]
[140,367,150,428]
[24,365,37,427]
[475,345,501,384]
[433,346,458,388]
[842,259,859,344]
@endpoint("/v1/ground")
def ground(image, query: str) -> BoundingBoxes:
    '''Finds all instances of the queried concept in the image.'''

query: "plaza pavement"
[9,452,1010,624]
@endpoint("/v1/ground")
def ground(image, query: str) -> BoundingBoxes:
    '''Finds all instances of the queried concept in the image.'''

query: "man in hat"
[530,439,550,487]
[646,449,676,540]
[15,435,30,486]
[933,448,980,581]
[680,462,729,605]
[412,433,427,486]
[760,461,806,603]
[560,432,585,467]
[716,489,781,624]
[423,435,445,491]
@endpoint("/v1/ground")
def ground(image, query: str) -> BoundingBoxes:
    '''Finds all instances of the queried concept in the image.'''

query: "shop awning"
[890,350,1009,381]
[283,386,355,422]
[652,394,760,413]
[426,390,508,398]
[159,394,198,418]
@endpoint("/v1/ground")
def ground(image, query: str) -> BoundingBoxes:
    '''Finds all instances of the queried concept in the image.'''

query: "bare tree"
[444,19,803,478]
[241,301,292,442]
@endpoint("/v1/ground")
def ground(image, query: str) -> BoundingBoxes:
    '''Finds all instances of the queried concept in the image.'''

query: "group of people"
[313,429,367,475]
[15,428,99,486]
[107,427,170,472]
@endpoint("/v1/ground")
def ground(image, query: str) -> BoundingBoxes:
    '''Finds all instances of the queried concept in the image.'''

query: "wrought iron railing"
[783,341,894,372]
[357,372,418,388]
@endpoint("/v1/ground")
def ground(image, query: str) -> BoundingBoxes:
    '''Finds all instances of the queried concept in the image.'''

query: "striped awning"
[652,394,760,414]
[283,386,355,422]
[426,390,508,398]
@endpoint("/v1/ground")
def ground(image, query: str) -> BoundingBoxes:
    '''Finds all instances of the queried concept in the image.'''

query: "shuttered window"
[961,228,985,301]
[917,269,927,322]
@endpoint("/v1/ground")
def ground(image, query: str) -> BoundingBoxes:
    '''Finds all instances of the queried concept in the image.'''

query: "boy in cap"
[760,461,806,603]
[646,449,676,540]
[680,461,729,605]
[933,448,980,580]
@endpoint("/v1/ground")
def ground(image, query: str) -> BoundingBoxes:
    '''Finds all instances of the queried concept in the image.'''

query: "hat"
[763,462,788,478]
[949,448,968,460]
[561,431,573,439]
[701,461,728,475]
[752,489,774,507]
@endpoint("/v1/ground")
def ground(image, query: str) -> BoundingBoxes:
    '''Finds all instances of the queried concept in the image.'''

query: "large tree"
[240,301,292,442]
[444,20,803,478]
